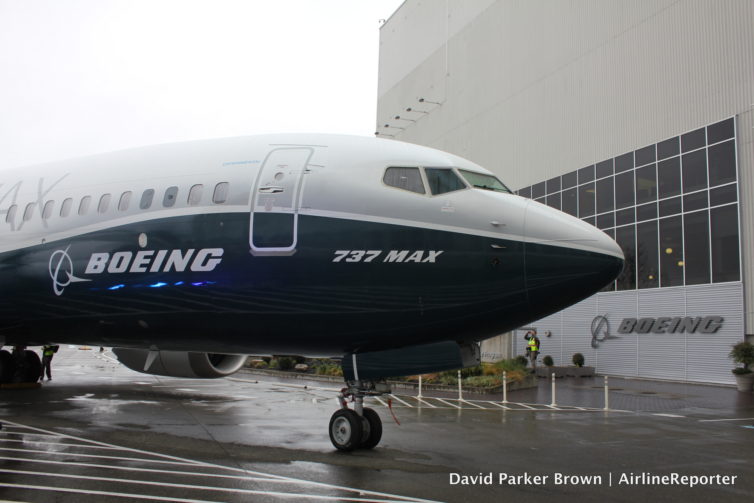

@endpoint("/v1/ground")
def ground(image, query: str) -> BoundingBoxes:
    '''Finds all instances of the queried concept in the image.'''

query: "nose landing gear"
[329,380,388,451]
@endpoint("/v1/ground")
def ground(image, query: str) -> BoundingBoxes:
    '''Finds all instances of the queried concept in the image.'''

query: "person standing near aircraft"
[39,345,58,381]
[525,330,540,369]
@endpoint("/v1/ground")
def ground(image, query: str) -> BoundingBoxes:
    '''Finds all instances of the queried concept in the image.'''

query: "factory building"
[377,0,753,384]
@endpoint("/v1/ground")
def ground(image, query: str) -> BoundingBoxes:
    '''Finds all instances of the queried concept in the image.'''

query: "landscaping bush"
[729,341,754,371]
[542,355,554,367]
[572,353,585,367]
[464,375,503,388]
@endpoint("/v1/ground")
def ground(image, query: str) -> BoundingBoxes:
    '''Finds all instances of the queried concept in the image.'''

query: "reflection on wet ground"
[0,346,752,503]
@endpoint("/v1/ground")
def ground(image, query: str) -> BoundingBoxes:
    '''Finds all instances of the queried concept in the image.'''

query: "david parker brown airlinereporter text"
[449,472,738,487]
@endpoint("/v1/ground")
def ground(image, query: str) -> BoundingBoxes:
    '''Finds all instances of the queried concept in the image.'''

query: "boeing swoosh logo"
[49,246,91,296]
[590,314,620,348]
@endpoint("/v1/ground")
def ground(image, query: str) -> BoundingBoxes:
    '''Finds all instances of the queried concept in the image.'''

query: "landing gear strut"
[329,380,388,451]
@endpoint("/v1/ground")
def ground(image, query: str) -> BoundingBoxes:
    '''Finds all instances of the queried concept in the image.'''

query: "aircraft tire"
[23,350,42,383]
[329,409,363,452]
[359,407,382,450]
[0,350,12,383]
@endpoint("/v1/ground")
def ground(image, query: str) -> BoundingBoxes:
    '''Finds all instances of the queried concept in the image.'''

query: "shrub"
[270,356,296,370]
[464,375,503,388]
[313,362,343,376]
[732,367,753,375]
[460,365,483,378]
[729,341,754,370]
[572,353,585,367]
[439,373,458,386]
[542,355,554,367]
[514,355,529,367]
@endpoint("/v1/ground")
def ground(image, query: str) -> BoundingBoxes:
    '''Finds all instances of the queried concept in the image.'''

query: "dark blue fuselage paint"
[0,212,622,356]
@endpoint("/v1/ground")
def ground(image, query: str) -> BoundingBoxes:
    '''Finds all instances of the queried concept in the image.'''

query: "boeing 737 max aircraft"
[0,134,623,450]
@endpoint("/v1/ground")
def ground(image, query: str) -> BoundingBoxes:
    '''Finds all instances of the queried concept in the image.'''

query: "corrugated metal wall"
[515,283,743,384]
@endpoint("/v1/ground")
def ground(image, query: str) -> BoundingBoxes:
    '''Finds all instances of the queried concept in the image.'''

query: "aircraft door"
[249,147,313,255]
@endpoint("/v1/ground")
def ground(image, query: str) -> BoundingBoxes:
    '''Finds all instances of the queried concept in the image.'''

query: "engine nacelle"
[112,348,247,378]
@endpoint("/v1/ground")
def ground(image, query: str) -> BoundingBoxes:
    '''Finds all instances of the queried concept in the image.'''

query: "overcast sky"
[0,0,403,169]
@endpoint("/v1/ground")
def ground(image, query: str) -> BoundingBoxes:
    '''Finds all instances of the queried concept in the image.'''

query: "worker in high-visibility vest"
[525,330,540,369]
[39,345,58,381]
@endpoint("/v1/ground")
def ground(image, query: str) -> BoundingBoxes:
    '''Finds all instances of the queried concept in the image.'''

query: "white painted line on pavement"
[699,417,754,422]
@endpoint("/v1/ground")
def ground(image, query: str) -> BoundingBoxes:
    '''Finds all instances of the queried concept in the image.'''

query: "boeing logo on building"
[48,246,91,296]
[590,314,620,348]
[591,314,725,346]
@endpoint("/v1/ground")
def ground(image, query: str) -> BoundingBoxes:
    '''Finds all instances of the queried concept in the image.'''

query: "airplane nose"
[523,200,624,318]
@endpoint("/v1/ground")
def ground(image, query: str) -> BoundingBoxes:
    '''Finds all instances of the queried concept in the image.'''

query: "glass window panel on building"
[578,182,595,217]
[578,165,594,184]
[596,212,614,229]
[562,171,577,189]
[657,136,679,160]
[708,140,736,186]
[710,184,737,206]
[681,127,705,152]
[636,202,657,222]
[683,191,708,212]
[637,220,659,288]
[681,149,707,193]
[615,171,635,209]
[596,176,614,213]
[659,196,682,217]
[707,118,734,144]
[615,207,635,226]
[635,144,656,167]
[562,187,577,216]
[635,164,657,204]
[710,204,740,282]
[615,225,636,290]
[657,157,681,198]
[546,176,561,194]
[519,186,532,198]
[596,159,613,178]
[683,210,710,285]
[546,192,561,210]
[615,152,633,173]
[532,181,546,198]
[660,216,684,287]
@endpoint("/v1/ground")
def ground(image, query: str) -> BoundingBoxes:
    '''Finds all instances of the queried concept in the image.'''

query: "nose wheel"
[329,381,386,451]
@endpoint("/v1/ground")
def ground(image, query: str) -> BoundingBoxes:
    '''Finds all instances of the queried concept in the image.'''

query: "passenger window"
[118,191,132,211]
[79,196,92,215]
[5,205,17,223]
[42,200,55,219]
[383,167,426,194]
[140,189,154,210]
[60,198,73,217]
[424,168,466,195]
[163,186,178,207]
[212,182,229,204]
[23,202,35,221]
[98,194,111,213]
[188,184,203,206]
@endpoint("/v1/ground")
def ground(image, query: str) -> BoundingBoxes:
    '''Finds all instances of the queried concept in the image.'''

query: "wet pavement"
[0,346,752,502]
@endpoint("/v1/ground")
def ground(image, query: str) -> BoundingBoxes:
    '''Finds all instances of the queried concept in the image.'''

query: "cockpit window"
[383,167,426,194]
[425,168,466,195]
[459,169,512,194]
